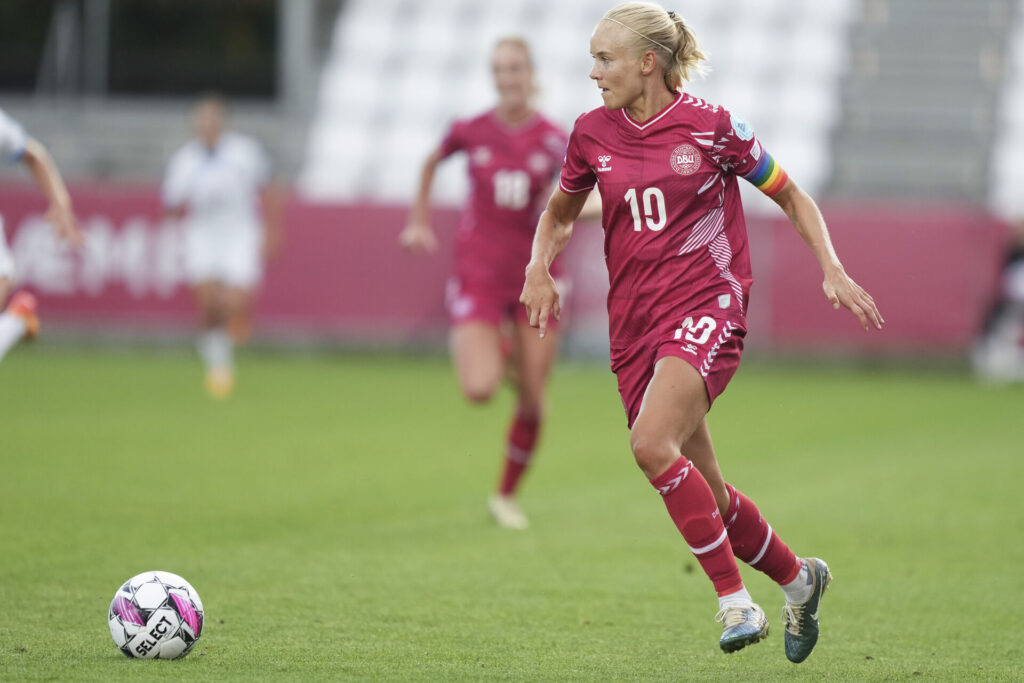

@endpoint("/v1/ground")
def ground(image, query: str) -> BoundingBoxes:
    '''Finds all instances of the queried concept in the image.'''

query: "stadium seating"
[832,0,1016,201]
[991,2,1024,219]
[299,0,858,212]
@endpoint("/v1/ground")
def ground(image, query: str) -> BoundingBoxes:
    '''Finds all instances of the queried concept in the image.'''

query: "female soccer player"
[400,37,570,530]
[162,94,283,398]
[520,3,883,660]
[0,107,81,363]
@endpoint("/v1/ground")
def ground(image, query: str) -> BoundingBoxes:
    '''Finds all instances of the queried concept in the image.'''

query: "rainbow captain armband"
[743,151,789,197]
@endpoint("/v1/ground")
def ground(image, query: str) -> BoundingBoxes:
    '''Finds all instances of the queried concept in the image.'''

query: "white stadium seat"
[299,0,857,203]
[990,4,1024,219]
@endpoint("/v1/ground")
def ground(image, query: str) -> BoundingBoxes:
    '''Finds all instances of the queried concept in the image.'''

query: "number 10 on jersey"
[625,187,666,231]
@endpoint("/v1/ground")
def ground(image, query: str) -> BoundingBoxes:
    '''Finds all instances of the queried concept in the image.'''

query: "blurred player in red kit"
[400,37,570,530]
[520,2,883,661]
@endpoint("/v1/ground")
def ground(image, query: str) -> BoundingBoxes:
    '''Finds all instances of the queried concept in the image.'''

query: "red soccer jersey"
[440,111,568,289]
[560,93,772,349]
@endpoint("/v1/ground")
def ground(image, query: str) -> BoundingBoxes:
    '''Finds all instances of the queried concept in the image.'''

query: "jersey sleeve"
[160,150,190,209]
[0,109,28,163]
[714,109,789,197]
[249,140,271,188]
[543,127,569,182]
[558,115,596,195]
[437,119,470,160]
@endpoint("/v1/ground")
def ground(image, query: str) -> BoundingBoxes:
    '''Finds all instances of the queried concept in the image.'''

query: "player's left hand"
[823,265,884,331]
[47,203,83,248]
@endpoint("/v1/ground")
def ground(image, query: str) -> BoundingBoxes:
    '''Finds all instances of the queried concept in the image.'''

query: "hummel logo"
[680,343,698,355]
[596,154,612,172]
[657,462,692,495]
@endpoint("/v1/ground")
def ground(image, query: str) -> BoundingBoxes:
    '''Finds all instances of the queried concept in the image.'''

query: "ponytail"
[666,11,706,89]
[602,2,707,92]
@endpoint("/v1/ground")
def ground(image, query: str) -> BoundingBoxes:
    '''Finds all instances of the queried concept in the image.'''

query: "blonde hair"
[602,2,707,91]
[494,35,534,67]
[492,35,539,97]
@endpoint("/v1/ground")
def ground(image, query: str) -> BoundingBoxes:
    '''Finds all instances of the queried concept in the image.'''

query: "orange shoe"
[7,291,40,340]
[205,367,235,399]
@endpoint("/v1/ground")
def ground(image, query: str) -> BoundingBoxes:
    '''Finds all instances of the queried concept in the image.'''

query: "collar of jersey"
[489,108,541,135]
[620,92,683,133]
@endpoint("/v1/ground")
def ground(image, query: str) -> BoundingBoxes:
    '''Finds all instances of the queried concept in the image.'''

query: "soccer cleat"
[782,557,832,663]
[716,603,769,653]
[204,368,235,399]
[7,291,40,339]
[488,494,529,530]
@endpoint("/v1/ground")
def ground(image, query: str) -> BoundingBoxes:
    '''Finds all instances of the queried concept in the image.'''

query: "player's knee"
[629,431,678,479]
[461,377,499,404]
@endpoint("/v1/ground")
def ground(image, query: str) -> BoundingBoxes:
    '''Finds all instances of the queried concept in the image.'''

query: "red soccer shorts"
[446,276,530,328]
[611,311,746,428]
[446,276,567,330]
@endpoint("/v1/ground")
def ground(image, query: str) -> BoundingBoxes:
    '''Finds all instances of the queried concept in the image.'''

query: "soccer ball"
[108,571,204,659]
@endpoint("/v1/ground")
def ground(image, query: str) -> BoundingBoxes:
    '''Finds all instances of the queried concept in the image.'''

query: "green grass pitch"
[0,348,1021,680]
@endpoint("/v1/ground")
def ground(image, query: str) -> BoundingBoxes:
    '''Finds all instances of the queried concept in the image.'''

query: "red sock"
[498,411,540,496]
[651,457,744,596]
[724,483,802,585]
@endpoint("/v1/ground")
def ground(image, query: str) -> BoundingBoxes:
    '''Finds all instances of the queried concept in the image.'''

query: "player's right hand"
[398,223,439,254]
[47,203,83,248]
[520,263,560,339]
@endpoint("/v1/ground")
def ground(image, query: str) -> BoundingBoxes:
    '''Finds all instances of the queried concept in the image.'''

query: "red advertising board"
[0,184,1005,354]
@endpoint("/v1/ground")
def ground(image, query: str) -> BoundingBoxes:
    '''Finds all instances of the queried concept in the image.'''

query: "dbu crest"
[670,144,701,176]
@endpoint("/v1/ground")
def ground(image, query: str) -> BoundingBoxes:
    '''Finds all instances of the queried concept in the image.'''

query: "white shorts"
[0,219,16,282]
[184,224,262,289]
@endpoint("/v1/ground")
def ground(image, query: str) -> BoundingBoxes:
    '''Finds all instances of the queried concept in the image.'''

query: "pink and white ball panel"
[108,570,204,660]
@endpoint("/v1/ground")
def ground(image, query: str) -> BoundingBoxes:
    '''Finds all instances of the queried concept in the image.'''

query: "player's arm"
[770,178,884,331]
[540,180,601,222]
[521,187,589,337]
[160,154,187,221]
[21,138,82,246]
[260,179,287,261]
[399,149,442,254]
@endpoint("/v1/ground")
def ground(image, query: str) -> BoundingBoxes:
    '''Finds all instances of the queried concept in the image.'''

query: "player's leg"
[224,285,253,346]
[488,321,559,529]
[678,419,729,513]
[185,227,234,396]
[0,224,39,363]
[630,356,767,653]
[973,247,1024,381]
[449,321,504,404]
[0,222,12,308]
[682,420,803,583]
[208,285,255,392]
[228,289,254,345]
[225,229,261,347]
[0,281,39,363]
[193,281,234,398]
[682,413,830,662]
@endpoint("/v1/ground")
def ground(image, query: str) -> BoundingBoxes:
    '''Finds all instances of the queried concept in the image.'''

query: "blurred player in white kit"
[0,106,81,364]
[162,94,283,398]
